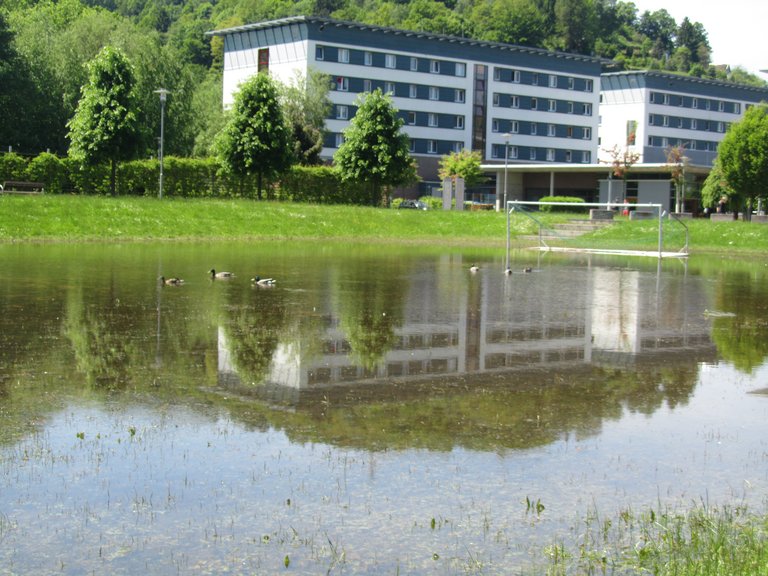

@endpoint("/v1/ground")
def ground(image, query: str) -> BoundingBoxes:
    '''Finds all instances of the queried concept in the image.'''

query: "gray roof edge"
[602,69,768,95]
[205,16,609,65]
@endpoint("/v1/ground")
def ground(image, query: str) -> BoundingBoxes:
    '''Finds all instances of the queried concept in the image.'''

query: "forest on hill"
[1,0,765,159]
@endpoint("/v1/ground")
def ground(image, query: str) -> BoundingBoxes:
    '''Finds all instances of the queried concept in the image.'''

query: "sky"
[630,0,768,77]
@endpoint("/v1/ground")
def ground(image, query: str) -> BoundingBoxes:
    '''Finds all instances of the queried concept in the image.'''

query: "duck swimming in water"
[209,269,235,279]
[469,264,479,273]
[159,276,184,286]
[251,276,276,286]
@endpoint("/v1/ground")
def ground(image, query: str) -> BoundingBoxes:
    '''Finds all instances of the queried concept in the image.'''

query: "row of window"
[317,45,466,77]
[327,132,591,162]
[332,76,466,103]
[493,93,593,115]
[334,104,593,138]
[493,67,594,92]
[646,136,720,152]
[648,114,729,133]
[492,119,592,140]
[491,144,592,163]
[648,91,742,114]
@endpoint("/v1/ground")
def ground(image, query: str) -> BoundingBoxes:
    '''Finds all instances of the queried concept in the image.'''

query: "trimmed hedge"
[539,195,588,213]
[0,152,368,204]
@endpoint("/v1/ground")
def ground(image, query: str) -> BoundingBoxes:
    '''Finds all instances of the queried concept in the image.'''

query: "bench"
[1,181,45,194]
[629,210,656,221]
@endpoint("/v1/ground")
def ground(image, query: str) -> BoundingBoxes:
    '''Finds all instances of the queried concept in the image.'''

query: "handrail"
[667,212,690,254]
[505,200,689,259]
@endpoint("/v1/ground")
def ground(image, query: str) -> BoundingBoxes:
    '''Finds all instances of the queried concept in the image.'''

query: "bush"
[539,196,587,213]
[0,152,29,183]
[278,166,366,205]
[419,196,443,210]
[25,152,71,194]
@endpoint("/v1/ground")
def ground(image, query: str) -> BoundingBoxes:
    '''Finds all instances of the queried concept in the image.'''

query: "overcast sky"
[630,0,768,77]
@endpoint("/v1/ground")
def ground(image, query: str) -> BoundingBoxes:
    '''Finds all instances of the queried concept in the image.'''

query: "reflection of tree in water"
[710,272,768,373]
[63,284,140,389]
[221,287,287,385]
[335,264,407,370]
[221,361,700,453]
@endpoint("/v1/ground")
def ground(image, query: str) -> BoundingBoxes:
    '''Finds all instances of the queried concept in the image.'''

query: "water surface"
[1,242,767,575]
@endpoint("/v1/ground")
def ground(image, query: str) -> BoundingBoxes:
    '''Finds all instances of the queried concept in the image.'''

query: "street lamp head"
[154,88,170,102]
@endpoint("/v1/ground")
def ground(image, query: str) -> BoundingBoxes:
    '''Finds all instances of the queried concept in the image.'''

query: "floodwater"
[1,242,767,575]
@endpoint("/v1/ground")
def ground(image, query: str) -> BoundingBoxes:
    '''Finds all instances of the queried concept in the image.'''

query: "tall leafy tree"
[717,104,768,219]
[551,0,597,54]
[335,89,417,207]
[280,69,331,166]
[438,149,485,188]
[0,11,43,152]
[215,72,292,199]
[67,45,140,196]
[701,159,734,210]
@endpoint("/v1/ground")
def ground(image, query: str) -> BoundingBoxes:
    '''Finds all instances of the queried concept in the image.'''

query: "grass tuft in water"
[543,503,768,576]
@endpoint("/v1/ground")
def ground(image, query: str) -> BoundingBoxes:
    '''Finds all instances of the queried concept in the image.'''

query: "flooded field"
[1,242,767,574]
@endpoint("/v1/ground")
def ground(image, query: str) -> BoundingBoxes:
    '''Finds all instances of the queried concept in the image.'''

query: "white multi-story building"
[599,70,768,166]
[208,16,604,191]
[208,18,768,208]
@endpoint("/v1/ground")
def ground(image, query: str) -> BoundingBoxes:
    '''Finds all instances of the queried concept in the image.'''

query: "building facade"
[208,16,604,191]
[209,19,768,208]
[599,70,768,166]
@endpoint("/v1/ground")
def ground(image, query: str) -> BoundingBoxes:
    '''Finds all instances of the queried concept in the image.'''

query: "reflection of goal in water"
[504,200,689,268]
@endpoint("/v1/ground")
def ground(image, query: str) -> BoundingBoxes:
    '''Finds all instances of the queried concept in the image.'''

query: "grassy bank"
[2,195,768,254]
[0,195,516,245]
[537,503,768,576]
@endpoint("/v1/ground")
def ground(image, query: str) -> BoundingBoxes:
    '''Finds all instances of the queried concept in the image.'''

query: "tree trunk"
[257,171,263,200]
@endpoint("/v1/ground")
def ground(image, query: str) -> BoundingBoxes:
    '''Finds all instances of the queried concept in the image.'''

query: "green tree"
[665,144,688,213]
[550,0,597,53]
[638,8,676,56]
[470,0,548,46]
[701,159,734,211]
[335,89,417,207]
[215,72,292,199]
[438,149,485,188]
[67,45,140,196]
[717,104,768,219]
[0,11,43,152]
[280,69,331,166]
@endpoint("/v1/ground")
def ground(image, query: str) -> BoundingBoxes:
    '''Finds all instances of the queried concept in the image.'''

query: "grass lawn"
[2,195,768,256]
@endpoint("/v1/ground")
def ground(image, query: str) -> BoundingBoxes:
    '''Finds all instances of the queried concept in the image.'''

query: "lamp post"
[154,88,170,199]
[503,133,511,211]
[503,133,511,272]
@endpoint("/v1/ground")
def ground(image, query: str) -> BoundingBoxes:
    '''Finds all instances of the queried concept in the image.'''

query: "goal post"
[504,200,688,269]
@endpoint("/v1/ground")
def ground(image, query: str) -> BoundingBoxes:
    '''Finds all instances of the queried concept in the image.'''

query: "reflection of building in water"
[218,264,715,390]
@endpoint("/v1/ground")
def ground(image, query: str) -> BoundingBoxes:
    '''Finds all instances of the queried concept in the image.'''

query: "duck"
[209,269,235,279]
[522,267,533,273]
[469,264,479,273]
[251,275,276,286]
[504,268,513,276]
[159,275,184,286]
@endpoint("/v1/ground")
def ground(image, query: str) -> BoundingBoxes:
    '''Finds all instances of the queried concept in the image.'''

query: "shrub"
[278,166,366,205]
[0,152,29,183]
[25,152,71,194]
[419,196,443,210]
[539,196,587,213]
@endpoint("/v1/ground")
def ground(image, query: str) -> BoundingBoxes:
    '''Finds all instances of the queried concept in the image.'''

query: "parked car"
[398,199,428,210]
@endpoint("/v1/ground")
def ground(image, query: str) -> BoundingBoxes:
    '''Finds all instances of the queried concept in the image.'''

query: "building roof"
[602,69,768,98]
[206,15,611,67]
[479,162,711,176]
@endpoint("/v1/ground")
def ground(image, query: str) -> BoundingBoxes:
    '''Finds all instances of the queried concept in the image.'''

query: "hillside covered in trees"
[1,0,765,159]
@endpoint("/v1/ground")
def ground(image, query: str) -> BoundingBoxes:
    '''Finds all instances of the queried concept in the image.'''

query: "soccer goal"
[504,200,689,270]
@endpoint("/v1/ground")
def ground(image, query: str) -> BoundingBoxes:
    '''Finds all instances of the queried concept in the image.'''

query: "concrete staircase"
[521,218,614,242]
